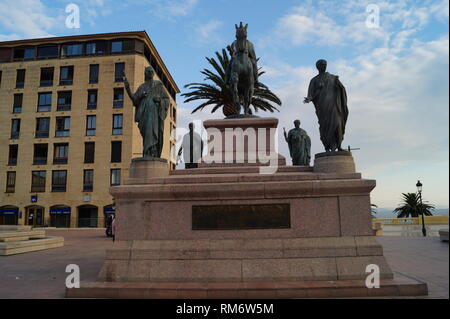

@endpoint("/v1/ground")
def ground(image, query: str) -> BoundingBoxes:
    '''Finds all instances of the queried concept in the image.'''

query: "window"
[11,119,20,139]
[33,144,48,165]
[55,117,70,137]
[89,64,99,84]
[16,69,25,88]
[112,114,123,135]
[110,169,121,186]
[31,171,46,193]
[87,89,97,109]
[111,41,123,53]
[115,63,124,82]
[57,91,72,111]
[83,169,94,192]
[111,141,122,163]
[35,117,50,138]
[13,47,35,60]
[8,145,18,166]
[37,92,52,112]
[86,41,107,55]
[40,67,54,87]
[111,40,133,53]
[53,143,69,164]
[84,142,95,163]
[13,94,23,113]
[52,170,67,192]
[60,66,74,85]
[37,45,58,59]
[86,115,96,136]
[113,88,124,108]
[86,42,97,55]
[6,172,16,193]
[61,43,83,57]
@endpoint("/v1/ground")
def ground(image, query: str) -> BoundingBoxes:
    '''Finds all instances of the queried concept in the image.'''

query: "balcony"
[33,157,47,165]
[31,185,45,193]
[53,157,68,165]
[52,185,66,192]
[35,131,49,138]
[55,130,70,137]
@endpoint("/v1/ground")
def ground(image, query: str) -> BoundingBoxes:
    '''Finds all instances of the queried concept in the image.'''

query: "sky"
[0,0,448,209]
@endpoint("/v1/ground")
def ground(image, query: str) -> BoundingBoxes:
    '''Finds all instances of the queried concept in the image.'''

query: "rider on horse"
[227,22,259,85]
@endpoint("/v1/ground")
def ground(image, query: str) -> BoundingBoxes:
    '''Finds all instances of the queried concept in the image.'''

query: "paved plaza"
[0,230,448,299]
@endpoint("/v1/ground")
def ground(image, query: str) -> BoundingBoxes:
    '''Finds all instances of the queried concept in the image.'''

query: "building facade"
[0,31,179,228]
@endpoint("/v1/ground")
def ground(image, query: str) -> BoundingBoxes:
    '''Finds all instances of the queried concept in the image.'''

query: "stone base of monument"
[66,117,427,298]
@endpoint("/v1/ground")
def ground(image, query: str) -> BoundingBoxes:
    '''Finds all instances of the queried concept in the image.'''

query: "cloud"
[0,0,58,39]
[191,19,223,46]
[135,0,198,20]
[260,0,449,51]
[261,34,449,206]
[166,0,198,17]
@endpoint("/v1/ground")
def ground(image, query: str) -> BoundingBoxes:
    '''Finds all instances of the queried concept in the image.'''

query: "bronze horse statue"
[228,23,258,116]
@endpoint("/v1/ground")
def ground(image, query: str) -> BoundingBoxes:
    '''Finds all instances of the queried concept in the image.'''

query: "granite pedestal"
[67,118,427,298]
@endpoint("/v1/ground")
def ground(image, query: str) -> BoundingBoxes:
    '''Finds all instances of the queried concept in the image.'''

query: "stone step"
[171,165,313,176]
[0,230,46,242]
[0,225,32,231]
[0,236,64,256]
[66,273,428,299]
[99,237,391,283]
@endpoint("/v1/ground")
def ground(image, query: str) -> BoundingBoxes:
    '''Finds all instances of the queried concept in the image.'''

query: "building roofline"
[0,31,180,93]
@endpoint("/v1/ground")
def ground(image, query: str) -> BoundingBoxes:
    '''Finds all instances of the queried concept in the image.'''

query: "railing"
[373,216,449,225]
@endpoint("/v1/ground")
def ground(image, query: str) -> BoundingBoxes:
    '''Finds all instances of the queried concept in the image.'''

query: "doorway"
[25,206,45,227]
[78,205,98,228]
[0,206,19,225]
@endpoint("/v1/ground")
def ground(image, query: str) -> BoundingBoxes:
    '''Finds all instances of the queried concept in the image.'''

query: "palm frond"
[181,47,282,115]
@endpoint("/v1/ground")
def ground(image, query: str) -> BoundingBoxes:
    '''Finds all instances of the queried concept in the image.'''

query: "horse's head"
[235,22,248,40]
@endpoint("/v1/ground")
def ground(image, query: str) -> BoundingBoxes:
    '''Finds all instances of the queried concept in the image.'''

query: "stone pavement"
[0,230,447,299]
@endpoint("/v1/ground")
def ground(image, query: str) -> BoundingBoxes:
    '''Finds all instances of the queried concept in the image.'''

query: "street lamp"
[416,180,426,237]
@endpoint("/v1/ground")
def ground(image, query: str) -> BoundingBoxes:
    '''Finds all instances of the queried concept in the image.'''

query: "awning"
[0,208,18,216]
[50,207,71,215]
[104,207,115,215]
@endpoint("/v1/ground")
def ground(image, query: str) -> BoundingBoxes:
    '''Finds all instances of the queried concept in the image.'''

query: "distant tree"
[393,193,435,218]
[182,47,282,116]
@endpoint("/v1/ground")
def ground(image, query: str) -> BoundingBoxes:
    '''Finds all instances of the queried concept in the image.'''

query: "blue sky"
[0,0,448,209]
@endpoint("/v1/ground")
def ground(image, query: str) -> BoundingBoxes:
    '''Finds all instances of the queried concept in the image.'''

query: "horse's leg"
[231,72,240,114]
[246,71,254,115]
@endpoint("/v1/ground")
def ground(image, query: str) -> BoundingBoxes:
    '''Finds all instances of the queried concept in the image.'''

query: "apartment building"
[0,31,179,228]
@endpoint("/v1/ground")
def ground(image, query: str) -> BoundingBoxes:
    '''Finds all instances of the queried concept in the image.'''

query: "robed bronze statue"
[304,59,348,152]
[124,66,169,159]
[283,120,311,166]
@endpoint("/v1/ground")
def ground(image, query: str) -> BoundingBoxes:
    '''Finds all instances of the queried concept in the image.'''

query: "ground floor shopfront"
[0,204,115,228]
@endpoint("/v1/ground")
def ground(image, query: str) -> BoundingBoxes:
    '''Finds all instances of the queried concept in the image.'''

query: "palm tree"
[393,193,435,218]
[182,47,282,116]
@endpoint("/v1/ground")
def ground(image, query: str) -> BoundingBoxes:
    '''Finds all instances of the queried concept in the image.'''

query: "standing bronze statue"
[283,120,311,166]
[124,66,170,159]
[304,59,348,152]
[178,122,204,169]
[227,22,259,116]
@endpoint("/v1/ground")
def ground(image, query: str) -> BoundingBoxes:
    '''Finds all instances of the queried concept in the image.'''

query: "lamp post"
[416,180,426,237]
